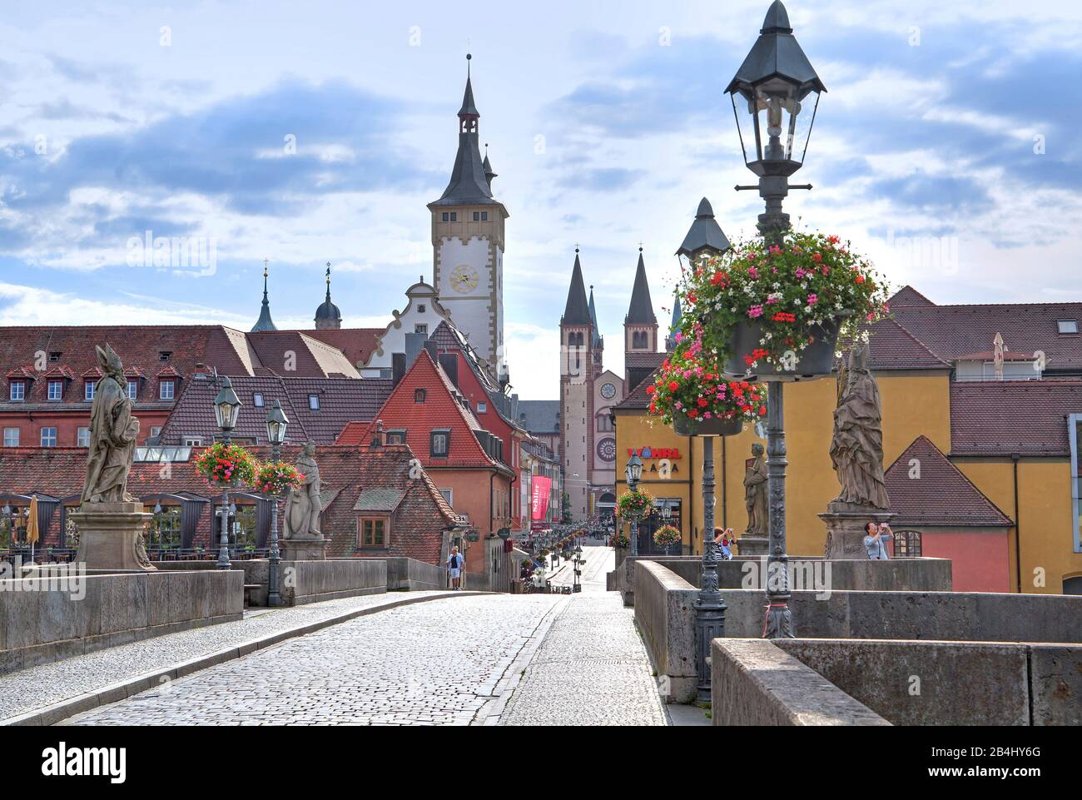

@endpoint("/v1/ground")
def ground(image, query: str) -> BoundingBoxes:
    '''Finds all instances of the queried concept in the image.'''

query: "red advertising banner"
[531,476,552,521]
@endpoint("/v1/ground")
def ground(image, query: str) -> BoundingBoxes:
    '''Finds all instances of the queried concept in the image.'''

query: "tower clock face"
[450,265,479,293]
[597,437,616,463]
[600,382,617,399]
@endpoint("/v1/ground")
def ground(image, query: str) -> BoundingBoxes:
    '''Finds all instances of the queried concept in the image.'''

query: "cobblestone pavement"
[0,591,456,723]
[53,546,665,726]
[62,594,564,726]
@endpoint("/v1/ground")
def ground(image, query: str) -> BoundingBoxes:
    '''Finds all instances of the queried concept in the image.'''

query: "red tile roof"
[302,328,383,369]
[351,351,507,470]
[867,318,951,370]
[625,351,667,370]
[887,285,936,307]
[246,331,360,378]
[884,436,1012,527]
[950,380,1082,457]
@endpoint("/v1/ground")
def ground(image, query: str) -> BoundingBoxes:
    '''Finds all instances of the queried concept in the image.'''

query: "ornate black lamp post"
[265,399,288,606]
[624,452,643,556]
[727,0,825,638]
[213,376,241,570]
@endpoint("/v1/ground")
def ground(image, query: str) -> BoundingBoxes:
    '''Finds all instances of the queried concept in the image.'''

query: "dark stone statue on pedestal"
[821,342,894,558]
[72,344,154,570]
[736,443,769,556]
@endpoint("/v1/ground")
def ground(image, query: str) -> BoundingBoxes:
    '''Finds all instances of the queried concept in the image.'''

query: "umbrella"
[26,495,39,561]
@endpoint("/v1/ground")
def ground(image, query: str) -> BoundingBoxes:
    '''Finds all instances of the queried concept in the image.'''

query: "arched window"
[893,530,922,558]
[596,409,613,432]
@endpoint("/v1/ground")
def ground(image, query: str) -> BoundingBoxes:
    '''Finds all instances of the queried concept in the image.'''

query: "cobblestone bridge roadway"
[61,546,667,726]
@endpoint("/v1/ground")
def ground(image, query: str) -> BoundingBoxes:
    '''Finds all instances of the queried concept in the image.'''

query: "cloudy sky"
[0,0,1079,399]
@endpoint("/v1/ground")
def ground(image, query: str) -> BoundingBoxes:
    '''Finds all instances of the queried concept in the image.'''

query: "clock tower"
[428,54,509,382]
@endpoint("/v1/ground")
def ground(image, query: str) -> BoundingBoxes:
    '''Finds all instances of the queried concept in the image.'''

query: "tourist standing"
[448,546,464,589]
[863,522,893,560]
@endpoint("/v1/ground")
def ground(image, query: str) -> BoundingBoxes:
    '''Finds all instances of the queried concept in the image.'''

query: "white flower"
[764,332,773,340]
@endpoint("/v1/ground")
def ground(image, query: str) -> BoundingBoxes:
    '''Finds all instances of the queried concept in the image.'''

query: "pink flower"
[765,296,779,305]
[795,268,806,279]
[748,305,764,319]
[807,293,818,305]
[674,332,683,343]
[768,245,781,255]
[748,266,759,279]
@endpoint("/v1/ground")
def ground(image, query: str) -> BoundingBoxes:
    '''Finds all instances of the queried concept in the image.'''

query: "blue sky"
[0,0,1080,399]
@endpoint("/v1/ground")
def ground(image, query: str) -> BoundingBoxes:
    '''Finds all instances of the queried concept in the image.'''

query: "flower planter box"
[723,317,841,381]
[672,415,744,437]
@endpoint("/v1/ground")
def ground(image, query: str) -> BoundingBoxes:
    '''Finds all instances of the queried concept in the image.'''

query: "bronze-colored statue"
[743,442,768,535]
[829,342,889,509]
[81,344,140,504]
[284,442,322,538]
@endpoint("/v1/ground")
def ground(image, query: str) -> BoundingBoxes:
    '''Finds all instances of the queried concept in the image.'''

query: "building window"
[158,351,172,362]
[440,489,454,506]
[415,323,428,335]
[252,393,264,407]
[893,530,922,558]
[159,380,175,400]
[596,411,614,432]
[84,382,95,401]
[386,429,406,445]
[481,211,488,221]
[418,304,426,313]
[9,382,25,402]
[476,401,487,413]
[40,427,57,447]
[3,428,18,447]
[431,429,450,458]
[125,379,138,399]
[1058,320,1079,334]
[184,437,203,447]
[442,212,449,222]
[359,517,388,548]
[49,351,61,362]
[76,427,90,447]
[308,394,320,410]
[149,426,162,441]
[450,212,457,222]
[415,388,426,403]
[47,380,63,401]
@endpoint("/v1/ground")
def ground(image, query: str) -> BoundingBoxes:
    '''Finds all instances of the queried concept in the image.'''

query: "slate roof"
[884,436,1013,527]
[615,367,662,411]
[516,400,561,434]
[562,252,591,326]
[676,197,731,258]
[950,380,1082,457]
[625,250,657,325]
[160,375,392,446]
[866,318,951,371]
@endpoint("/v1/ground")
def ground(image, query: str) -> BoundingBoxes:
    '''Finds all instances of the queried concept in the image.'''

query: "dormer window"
[9,381,25,402]
[158,351,173,362]
[47,380,63,401]
[309,394,320,411]
[431,429,450,458]
[386,429,407,445]
[48,351,61,363]
[159,380,175,400]
[415,389,426,404]
[1058,320,1079,335]
[84,381,95,402]
[126,380,138,400]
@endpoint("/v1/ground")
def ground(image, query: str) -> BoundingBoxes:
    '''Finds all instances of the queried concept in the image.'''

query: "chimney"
[438,353,459,388]
[370,419,384,449]
[424,339,439,364]
[404,333,426,367]
[392,353,406,387]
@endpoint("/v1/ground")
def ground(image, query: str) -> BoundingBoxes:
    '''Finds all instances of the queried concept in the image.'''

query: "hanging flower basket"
[193,442,257,488]
[647,335,768,435]
[609,532,629,549]
[652,525,681,548]
[254,461,302,496]
[679,231,889,381]
[617,488,653,521]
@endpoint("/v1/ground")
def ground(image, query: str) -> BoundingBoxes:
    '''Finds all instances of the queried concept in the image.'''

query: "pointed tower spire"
[251,258,278,332]
[314,261,342,330]
[665,291,683,351]
[676,197,731,260]
[625,247,657,325]
[434,53,494,205]
[562,249,591,325]
[482,143,497,189]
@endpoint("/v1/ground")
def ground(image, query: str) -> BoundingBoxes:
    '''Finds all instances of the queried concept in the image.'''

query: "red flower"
[758,406,767,416]
[855,274,865,284]
[645,385,656,395]
[812,252,823,263]
[687,409,699,419]
[668,381,679,392]
[697,398,708,408]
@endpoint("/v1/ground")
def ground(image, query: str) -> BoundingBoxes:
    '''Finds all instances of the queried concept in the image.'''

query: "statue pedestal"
[281,536,329,561]
[71,502,155,571]
[735,535,769,556]
[820,503,895,559]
